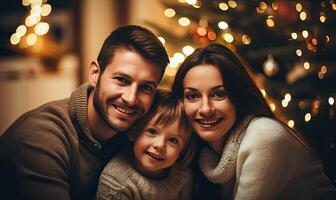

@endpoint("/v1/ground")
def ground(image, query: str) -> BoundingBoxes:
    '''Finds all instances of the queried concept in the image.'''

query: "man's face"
[92,48,162,132]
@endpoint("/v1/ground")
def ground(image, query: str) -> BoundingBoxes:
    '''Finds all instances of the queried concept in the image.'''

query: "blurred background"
[0,0,335,183]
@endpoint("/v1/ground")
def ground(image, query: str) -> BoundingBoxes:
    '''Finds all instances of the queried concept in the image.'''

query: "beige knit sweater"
[96,151,193,200]
[199,117,336,200]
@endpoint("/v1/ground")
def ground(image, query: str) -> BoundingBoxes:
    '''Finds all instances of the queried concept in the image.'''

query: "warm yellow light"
[242,34,251,45]
[321,65,327,74]
[199,19,208,27]
[228,0,237,8]
[25,15,41,27]
[34,22,49,35]
[296,49,302,56]
[285,93,291,102]
[26,33,38,46]
[31,5,42,16]
[302,30,309,38]
[10,33,21,45]
[318,72,324,79]
[22,0,31,6]
[259,2,267,10]
[222,33,234,43]
[182,46,194,56]
[219,3,229,11]
[197,27,207,36]
[173,53,185,63]
[296,3,302,12]
[178,17,190,26]
[164,66,177,77]
[186,0,197,5]
[158,37,165,45]
[164,8,176,17]
[271,2,278,10]
[325,36,330,43]
[41,4,52,16]
[304,113,311,122]
[16,25,27,37]
[291,32,298,40]
[328,97,335,105]
[313,100,320,109]
[288,120,295,128]
[281,99,289,107]
[303,62,310,70]
[266,17,275,27]
[269,103,276,111]
[333,3,336,10]
[299,12,307,21]
[320,15,326,23]
[299,101,306,109]
[260,89,266,97]
[218,21,229,30]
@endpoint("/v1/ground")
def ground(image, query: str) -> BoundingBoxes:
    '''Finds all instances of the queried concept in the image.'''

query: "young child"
[96,90,196,200]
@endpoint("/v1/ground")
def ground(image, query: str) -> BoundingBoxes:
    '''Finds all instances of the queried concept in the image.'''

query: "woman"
[171,43,336,199]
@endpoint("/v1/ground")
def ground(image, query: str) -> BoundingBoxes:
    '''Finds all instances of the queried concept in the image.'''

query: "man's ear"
[89,61,100,87]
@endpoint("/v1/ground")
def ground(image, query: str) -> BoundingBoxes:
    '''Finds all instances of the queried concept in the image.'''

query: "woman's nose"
[199,97,215,117]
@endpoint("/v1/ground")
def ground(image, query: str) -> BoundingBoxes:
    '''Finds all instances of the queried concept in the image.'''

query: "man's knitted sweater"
[0,83,127,200]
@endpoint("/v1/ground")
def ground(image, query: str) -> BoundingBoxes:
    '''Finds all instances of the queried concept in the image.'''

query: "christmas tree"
[151,0,336,183]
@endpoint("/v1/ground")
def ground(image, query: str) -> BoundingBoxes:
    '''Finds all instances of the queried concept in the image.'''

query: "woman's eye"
[213,90,226,98]
[184,92,199,100]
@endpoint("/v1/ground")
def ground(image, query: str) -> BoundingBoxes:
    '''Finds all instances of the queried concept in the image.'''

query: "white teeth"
[147,152,164,161]
[114,105,134,114]
[198,119,220,125]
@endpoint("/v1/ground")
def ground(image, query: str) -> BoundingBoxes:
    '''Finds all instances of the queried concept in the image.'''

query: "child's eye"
[146,128,157,135]
[168,137,178,144]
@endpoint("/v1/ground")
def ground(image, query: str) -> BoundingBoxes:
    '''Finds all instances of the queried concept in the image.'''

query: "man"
[0,25,169,200]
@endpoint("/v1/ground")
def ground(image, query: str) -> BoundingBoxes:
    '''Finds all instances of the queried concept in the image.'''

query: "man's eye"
[140,84,155,94]
[184,93,199,100]
[146,128,157,135]
[114,77,129,85]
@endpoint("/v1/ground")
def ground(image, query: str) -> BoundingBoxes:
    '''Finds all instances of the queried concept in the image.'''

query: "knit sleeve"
[0,114,73,200]
[96,161,133,200]
[233,118,297,200]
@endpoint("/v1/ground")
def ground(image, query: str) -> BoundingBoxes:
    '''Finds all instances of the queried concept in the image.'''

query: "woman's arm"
[234,118,298,200]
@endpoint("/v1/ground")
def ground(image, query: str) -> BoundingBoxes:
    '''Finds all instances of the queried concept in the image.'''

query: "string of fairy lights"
[9,0,52,48]
[158,0,336,128]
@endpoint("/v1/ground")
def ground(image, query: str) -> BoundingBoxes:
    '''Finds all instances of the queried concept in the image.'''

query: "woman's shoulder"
[240,117,296,152]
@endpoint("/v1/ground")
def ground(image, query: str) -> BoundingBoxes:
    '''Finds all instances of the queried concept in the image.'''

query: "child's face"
[133,117,185,178]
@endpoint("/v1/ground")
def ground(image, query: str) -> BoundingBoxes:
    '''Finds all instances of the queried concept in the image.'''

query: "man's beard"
[93,81,129,132]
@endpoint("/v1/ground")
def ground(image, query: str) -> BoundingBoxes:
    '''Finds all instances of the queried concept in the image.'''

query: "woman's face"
[182,64,236,147]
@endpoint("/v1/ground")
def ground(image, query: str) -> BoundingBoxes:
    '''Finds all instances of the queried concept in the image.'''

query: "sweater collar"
[69,83,102,152]
[199,116,253,183]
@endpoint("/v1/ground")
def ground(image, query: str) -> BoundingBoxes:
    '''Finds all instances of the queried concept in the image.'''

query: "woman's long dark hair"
[172,42,311,154]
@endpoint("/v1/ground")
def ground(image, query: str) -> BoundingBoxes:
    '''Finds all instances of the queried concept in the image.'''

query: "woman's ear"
[89,61,100,87]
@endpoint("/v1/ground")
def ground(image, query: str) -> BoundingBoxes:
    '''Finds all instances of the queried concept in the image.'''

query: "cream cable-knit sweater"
[96,151,193,200]
[199,117,336,200]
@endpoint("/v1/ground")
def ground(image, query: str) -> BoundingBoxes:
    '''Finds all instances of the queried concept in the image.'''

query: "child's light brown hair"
[130,89,196,167]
